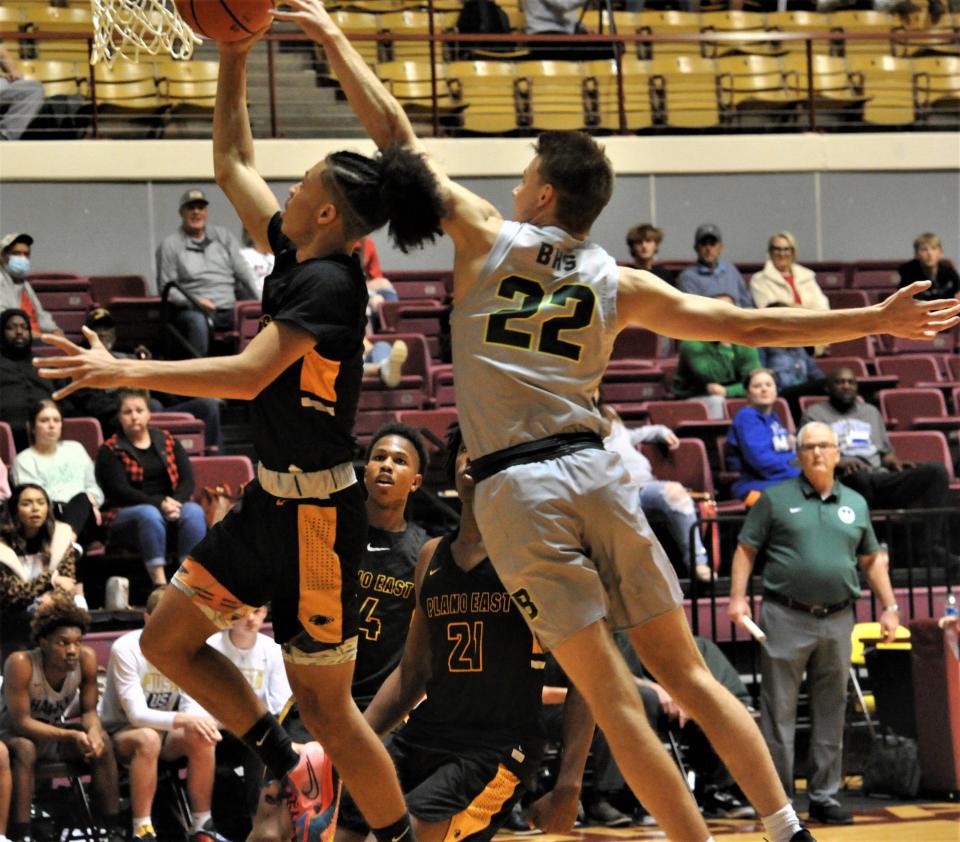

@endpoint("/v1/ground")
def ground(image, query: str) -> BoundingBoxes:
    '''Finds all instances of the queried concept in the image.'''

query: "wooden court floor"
[495,801,960,841]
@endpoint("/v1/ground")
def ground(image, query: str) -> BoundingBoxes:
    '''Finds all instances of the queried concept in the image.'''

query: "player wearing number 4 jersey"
[273,3,960,841]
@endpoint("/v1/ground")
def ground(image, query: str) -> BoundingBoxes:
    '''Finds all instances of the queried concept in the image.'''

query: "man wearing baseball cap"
[156,188,258,357]
[677,223,754,310]
[0,232,62,336]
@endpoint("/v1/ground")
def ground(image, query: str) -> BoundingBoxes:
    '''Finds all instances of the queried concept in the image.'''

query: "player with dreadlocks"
[34,30,445,842]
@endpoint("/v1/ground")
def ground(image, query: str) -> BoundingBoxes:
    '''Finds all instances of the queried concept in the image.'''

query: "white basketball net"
[90,0,202,66]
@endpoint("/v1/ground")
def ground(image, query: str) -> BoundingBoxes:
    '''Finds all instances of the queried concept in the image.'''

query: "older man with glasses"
[728,421,898,828]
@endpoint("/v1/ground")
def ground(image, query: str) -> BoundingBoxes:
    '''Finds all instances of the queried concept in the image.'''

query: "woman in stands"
[0,483,82,619]
[12,399,103,558]
[725,368,800,505]
[96,389,205,587]
[750,232,830,355]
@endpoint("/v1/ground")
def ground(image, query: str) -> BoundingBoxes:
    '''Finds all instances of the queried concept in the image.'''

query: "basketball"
[173,0,274,42]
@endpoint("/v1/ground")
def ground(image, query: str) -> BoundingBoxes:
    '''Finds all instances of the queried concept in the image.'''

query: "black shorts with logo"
[177,479,365,657]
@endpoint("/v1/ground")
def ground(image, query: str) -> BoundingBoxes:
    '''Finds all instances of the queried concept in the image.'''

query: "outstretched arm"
[272,0,501,257]
[214,37,281,252]
[618,269,960,346]
[36,320,317,401]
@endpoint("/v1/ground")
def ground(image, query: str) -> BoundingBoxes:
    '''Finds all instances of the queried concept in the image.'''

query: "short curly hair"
[31,592,90,642]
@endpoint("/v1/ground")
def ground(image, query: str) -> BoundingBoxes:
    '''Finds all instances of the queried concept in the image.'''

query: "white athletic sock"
[191,810,212,832]
[762,803,802,842]
[133,816,153,835]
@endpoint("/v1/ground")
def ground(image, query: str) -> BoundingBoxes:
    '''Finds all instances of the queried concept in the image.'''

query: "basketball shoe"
[285,741,339,837]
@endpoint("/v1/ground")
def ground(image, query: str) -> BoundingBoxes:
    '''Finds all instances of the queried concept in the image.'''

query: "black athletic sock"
[372,814,417,842]
[241,712,300,781]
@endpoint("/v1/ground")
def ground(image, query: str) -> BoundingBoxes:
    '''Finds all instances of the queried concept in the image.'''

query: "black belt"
[470,432,604,483]
[763,589,855,618]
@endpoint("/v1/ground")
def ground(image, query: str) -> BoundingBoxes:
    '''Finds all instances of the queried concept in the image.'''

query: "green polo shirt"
[738,476,880,606]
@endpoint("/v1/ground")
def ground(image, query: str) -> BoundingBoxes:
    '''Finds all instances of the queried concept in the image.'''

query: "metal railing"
[2,25,957,137]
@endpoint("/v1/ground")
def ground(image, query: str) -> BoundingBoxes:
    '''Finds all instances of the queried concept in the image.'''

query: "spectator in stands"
[240,227,274,299]
[156,189,259,357]
[356,238,398,318]
[0,309,65,451]
[99,586,228,842]
[598,397,714,582]
[0,595,125,842]
[524,0,612,60]
[0,234,61,337]
[12,399,103,555]
[729,421,898,826]
[670,296,761,418]
[751,232,829,356]
[612,632,756,820]
[750,232,829,312]
[77,307,223,452]
[0,47,44,142]
[801,367,957,568]
[759,308,825,425]
[208,605,290,838]
[726,368,799,504]
[801,367,951,512]
[0,483,82,618]
[898,232,959,301]
[625,223,675,284]
[677,224,753,309]
[96,389,207,587]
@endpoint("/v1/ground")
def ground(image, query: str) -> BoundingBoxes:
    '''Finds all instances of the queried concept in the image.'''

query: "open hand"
[271,0,338,42]
[34,327,124,400]
[879,282,960,339]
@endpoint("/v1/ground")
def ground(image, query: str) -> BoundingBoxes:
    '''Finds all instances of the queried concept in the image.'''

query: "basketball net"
[90,0,201,66]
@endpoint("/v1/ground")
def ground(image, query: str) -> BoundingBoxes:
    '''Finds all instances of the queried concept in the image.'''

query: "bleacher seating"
[189,454,255,495]
[878,387,960,434]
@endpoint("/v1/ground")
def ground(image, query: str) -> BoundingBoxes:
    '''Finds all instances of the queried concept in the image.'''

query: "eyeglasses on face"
[770,246,794,253]
[798,443,838,452]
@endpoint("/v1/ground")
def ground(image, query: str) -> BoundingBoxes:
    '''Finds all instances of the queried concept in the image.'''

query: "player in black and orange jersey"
[353,423,430,710]
[34,29,444,842]
[334,424,592,842]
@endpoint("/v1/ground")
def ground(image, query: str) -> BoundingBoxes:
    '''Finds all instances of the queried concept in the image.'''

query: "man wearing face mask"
[0,233,62,337]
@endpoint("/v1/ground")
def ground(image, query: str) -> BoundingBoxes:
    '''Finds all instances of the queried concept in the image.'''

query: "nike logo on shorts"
[299,756,321,800]
[367,544,389,552]
[391,830,410,842]
[255,730,269,747]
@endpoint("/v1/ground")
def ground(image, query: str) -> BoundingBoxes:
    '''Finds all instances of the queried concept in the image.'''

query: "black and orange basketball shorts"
[173,478,366,665]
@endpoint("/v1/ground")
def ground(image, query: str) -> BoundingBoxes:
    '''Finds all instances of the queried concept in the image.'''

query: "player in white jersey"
[270,3,960,841]
[100,587,227,842]
[0,595,124,842]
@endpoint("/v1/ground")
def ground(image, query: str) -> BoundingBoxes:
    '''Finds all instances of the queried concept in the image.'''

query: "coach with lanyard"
[728,421,899,826]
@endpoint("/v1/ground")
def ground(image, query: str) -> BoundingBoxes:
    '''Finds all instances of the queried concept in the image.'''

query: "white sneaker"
[379,340,408,388]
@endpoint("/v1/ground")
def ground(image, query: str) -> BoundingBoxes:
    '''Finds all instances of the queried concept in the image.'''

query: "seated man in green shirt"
[727,421,899,827]
[669,295,762,419]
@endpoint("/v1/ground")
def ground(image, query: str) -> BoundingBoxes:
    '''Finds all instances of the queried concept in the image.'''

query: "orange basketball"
[174,0,274,42]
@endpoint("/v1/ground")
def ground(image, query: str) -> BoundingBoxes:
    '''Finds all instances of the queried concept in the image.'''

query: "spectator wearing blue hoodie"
[726,368,799,504]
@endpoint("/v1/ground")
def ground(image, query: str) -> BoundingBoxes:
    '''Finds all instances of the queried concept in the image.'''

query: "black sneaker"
[502,803,542,836]
[701,786,757,819]
[790,830,817,841]
[808,801,853,825]
[586,799,632,828]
